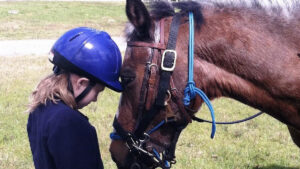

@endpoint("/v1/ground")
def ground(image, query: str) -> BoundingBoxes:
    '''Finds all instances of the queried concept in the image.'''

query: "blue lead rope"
[147,120,166,135]
[183,12,216,139]
[110,132,122,140]
[153,148,170,168]
[110,120,167,140]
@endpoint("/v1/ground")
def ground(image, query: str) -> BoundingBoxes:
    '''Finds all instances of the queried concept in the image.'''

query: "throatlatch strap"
[155,14,181,107]
[75,81,95,103]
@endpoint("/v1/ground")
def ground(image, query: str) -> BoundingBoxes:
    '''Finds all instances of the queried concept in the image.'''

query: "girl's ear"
[75,77,89,90]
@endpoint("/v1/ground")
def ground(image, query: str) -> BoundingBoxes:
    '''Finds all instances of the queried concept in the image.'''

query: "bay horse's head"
[109,0,205,168]
[110,0,300,168]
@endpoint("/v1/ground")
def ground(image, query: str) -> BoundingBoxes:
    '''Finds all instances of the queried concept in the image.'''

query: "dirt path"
[0,37,126,57]
[0,0,124,1]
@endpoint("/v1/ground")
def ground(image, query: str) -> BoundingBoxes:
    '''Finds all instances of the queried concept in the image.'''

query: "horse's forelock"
[149,1,175,20]
[173,1,204,29]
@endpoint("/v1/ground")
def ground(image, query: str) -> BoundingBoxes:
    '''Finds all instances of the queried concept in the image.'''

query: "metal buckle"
[161,50,177,71]
[139,133,150,146]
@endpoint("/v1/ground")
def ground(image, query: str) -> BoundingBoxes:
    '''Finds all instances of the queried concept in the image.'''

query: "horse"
[109,0,300,168]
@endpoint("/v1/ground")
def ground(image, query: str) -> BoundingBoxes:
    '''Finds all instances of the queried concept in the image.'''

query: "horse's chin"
[110,140,129,168]
[110,140,167,169]
[111,151,153,169]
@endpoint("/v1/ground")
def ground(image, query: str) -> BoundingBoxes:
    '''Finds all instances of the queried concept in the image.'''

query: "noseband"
[111,14,193,169]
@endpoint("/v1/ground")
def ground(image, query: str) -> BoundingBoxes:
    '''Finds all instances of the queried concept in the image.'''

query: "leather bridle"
[111,14,193,169]
[111,11,265,169]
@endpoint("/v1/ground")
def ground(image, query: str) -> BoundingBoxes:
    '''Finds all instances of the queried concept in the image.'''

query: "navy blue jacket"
[27,101,104,169]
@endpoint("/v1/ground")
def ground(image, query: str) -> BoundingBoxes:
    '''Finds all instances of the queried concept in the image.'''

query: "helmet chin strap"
[53,66,96,105]
[74,81,95,103]
[64,70,96,104]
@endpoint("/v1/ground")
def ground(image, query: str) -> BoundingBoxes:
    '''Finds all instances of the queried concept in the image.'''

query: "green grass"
[1,55,299,169]
[0,1,300,169]
[0,2,126,39]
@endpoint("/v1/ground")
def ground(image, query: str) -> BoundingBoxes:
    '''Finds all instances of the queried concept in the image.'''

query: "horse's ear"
[126,0,152,39]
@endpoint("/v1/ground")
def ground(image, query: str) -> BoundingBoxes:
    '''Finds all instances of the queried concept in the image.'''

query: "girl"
[27,27,123,169]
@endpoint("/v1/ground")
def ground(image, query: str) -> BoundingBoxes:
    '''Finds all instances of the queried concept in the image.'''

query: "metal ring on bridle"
[170,87,177,92]
[148,63,158,70]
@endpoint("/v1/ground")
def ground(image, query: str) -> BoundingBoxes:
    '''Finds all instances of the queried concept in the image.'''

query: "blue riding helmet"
[49,27,123,92]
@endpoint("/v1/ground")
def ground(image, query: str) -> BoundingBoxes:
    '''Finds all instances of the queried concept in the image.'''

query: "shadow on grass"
[254,165,300,169]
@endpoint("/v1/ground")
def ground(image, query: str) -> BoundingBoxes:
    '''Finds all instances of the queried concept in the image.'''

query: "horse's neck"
[191,25,300,128]
[192,51,300,128]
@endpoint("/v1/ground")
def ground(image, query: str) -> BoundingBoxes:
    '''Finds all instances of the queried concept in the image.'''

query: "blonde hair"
[28,73,77,113]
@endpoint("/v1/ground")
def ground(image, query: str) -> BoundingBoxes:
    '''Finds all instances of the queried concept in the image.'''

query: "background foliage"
[0,2,126,39]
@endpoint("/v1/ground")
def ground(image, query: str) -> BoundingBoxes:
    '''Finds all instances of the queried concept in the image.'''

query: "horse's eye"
[120,71,136,88]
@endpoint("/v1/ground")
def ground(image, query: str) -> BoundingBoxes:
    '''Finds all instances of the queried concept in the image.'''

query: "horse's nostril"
[297,53,300,58]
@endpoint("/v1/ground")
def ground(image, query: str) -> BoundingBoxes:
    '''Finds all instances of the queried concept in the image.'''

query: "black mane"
[149,1,204,29]
[125,0,300,41]
[148,0,300,25]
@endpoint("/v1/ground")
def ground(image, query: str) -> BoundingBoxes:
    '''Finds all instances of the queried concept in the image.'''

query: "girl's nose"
[93,93,100,102]
[93,97,97,102]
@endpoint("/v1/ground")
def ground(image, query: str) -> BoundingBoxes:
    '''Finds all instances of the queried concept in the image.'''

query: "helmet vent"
[69,32,83,42]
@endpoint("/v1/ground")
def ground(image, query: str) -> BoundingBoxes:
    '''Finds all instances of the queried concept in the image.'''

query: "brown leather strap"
[127,41,165,50]
[170,77,192,123]
[160,18,165,46]
[145,49,159,110]
[127,19,166,50]
[145,19,166,110]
